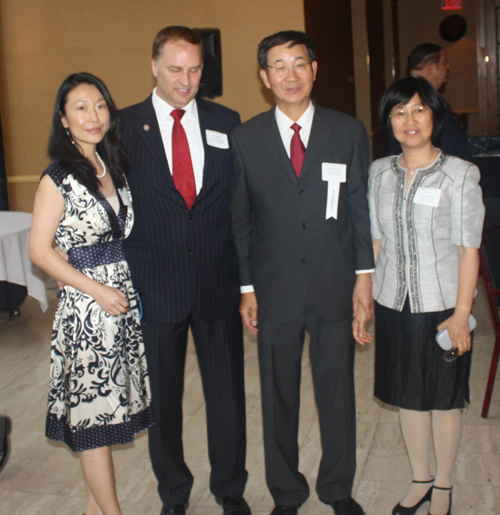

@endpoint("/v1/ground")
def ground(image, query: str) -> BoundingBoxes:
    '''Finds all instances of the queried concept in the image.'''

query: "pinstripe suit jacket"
[121,96,241,324]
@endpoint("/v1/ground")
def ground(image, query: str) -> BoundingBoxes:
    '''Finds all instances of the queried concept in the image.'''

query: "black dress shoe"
[0,416,11,473]
[330,497,365,515]
[216,495,251,515]
[270,507,298,515]
[393,477,434,515]
[160,505,187,515]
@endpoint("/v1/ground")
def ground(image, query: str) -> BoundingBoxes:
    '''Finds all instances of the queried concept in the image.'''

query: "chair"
[480,225,500,418]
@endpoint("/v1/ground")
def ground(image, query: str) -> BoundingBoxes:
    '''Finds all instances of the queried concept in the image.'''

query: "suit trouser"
[143,310,248,505]
[257,300,356,507]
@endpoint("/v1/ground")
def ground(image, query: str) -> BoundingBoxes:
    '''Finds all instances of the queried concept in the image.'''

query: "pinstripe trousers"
[142,310,248,505]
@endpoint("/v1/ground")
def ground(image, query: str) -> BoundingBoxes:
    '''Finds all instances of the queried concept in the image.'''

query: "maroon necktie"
[171,109,196,209]
[290,123,306,177]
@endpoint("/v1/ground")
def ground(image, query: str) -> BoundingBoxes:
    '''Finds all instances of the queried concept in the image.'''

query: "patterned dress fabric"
[43,160,154,452]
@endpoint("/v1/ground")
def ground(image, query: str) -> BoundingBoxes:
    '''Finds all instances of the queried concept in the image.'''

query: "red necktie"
[171,109,196,209]
[290,123,306,177]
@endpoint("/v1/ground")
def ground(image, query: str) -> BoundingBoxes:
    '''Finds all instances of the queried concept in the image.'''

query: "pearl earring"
[65,127,75,145]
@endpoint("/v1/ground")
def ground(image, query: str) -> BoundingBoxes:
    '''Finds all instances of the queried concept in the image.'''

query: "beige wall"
[0,0,305,211]
[398,0,480,135]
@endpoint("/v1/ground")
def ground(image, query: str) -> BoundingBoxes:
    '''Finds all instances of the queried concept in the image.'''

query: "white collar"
[274,101,315,133]
[152,88,198,122]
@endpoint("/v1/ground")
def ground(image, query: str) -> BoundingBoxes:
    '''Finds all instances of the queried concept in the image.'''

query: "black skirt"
[374,300,471,411]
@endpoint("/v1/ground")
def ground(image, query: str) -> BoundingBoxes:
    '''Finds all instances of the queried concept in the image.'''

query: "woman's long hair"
[48,72,129,196]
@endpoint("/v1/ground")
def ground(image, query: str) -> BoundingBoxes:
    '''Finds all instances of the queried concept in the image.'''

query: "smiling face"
[60,83,110,157]
[390,93,434,151]
[260,42,317,119]
[152,39,203,108]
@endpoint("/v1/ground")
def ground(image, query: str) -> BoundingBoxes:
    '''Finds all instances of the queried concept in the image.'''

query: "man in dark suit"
[231,31,374,515]
[390,42,472,160]
[121,26,250,515]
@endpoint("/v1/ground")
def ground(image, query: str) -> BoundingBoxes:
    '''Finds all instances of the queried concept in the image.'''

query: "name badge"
[322,162,346,183]
[206,130,229,149]
[322,163,346,219]
[118,188,132,207]
[414,187,441,207]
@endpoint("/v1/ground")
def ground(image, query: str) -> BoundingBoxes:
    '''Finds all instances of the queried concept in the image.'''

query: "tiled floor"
[0,279,499,514]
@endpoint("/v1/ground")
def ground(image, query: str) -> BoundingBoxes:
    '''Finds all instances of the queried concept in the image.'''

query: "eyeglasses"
[389,106,430,122]
[267,60,312,76]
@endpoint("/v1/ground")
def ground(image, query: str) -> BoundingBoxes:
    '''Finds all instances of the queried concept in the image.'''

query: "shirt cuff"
[240,285,254,294]
[355,269,375,274]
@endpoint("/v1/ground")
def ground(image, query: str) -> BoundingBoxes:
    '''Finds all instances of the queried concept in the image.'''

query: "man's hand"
[352,303,372,346]
[240,292,258,334]
[352,273,373,322]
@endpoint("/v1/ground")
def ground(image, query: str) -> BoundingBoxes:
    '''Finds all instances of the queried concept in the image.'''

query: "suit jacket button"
[300,258,306,264]
[301,223,307,229]
[188,248,193,254]
[298,189,304,195]
[188,213,193,220]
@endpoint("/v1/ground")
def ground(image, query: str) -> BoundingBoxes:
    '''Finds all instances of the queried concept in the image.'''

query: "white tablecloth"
[0,212,49,312]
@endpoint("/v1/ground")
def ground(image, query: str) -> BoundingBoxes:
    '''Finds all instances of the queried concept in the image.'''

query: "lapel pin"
[143,124,150,132]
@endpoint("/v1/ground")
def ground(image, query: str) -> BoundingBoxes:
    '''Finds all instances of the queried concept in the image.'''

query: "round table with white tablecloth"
[0,211,49,313]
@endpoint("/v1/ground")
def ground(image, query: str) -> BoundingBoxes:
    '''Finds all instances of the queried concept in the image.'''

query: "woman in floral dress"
[29,73,153,515]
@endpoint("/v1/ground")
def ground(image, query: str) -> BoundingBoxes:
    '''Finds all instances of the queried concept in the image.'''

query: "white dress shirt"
[152,88,205,194]
[275,101,315,156]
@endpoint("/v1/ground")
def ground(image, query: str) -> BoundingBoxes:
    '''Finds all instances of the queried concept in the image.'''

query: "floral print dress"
[43,160,154,452]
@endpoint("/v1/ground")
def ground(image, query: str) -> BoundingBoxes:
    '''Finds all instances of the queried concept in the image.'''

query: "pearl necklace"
[95,151,107,179]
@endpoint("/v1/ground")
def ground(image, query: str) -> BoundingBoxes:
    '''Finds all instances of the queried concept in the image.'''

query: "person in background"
[357,76,484,515]
[29,72,153,515]
[120,26,249,515]
[390,43,472,161]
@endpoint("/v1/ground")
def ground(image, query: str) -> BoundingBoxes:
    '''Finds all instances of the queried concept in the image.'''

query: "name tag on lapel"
[414,187,441,207]
[322,162,346,219]
[206,130,229,149]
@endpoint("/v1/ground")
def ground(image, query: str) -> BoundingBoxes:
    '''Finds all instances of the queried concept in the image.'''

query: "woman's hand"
[437,246,480,357]
[91,283,129,316]
[437,312,471,356]
[352,303,373,346]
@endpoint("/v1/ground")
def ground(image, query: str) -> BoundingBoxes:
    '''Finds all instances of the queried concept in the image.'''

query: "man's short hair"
[407,43,443,74]
[152,26,204,61]
[258,30,316,70]
[378,75,446,143]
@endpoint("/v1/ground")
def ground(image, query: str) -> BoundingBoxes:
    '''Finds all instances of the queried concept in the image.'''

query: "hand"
[352,303,372,345]
[53,246,69,290]
[91,284,129,316]
[437,312,471,356]
[352,273,373,321]
[240,292,258,334]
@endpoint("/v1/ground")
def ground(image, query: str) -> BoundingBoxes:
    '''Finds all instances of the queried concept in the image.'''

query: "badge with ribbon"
[322,163,346,219]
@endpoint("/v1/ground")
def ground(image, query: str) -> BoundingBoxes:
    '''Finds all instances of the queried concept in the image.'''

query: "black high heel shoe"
[392,477,434,515]
[428,485,453,515]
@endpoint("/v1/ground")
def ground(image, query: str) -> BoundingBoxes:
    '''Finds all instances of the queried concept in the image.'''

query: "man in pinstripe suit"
[121,26,249,515]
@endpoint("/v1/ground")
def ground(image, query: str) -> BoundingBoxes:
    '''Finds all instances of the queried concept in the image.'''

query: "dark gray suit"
[231,103,373,506]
